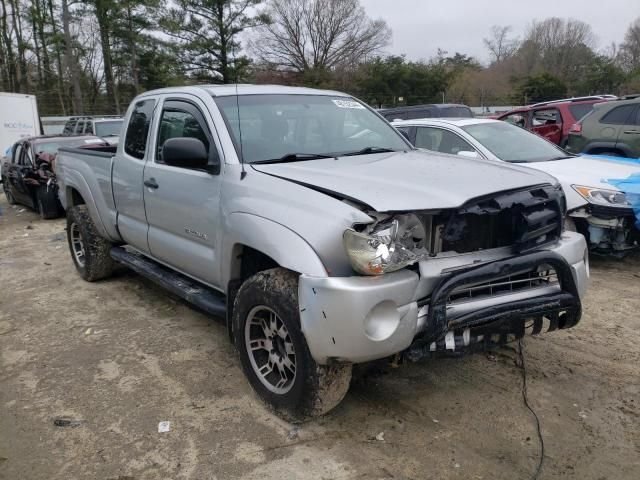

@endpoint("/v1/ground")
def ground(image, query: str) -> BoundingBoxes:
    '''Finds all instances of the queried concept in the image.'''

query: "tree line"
[1,0,639,116]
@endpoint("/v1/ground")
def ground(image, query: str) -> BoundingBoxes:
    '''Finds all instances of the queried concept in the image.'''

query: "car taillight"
[570,123,582,133]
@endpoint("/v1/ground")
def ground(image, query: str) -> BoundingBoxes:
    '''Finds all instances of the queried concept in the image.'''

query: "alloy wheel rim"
[244,305,297,394]
[70,222,86,267]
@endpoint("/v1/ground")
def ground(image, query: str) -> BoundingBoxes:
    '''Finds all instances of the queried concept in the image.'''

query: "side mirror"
[457,150,479,159]
[162,137,214,171]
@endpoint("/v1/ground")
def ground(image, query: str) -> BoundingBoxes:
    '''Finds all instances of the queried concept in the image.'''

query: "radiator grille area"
[447,266,559,305]
[438,185,564,254]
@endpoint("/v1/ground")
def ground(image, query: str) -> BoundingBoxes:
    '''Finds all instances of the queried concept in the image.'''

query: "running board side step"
[110,247,226,318]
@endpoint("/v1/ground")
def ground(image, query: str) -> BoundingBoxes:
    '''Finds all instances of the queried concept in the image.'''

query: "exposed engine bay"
[568,205,639,256]
[347,185,565,276]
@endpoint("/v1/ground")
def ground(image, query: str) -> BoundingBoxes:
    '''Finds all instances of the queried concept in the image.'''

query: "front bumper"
[299,231,588,365]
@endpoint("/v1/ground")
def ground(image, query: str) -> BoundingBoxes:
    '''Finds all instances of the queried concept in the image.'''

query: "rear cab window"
[124,99,156,159]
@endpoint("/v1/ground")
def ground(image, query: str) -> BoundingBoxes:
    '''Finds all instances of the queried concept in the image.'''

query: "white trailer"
[0,92,41,156]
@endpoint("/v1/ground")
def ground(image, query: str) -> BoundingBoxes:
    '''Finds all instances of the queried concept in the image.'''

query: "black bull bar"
[405,251,582,361]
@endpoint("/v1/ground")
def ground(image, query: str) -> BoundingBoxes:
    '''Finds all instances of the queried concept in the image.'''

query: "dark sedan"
[1,135,108,219]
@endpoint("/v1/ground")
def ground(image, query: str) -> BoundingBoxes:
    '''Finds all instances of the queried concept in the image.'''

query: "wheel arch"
[223,213,328,340]
[584,141,629,157]
[61,175,113,239]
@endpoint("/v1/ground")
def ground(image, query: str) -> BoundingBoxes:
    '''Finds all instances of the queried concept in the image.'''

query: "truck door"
[142,97,223,287]
[530,108,563,145]
[112,99,157,253]
[616,105,640,157]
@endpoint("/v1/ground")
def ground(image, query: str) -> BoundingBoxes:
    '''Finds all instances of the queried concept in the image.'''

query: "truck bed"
[56,145,120,241]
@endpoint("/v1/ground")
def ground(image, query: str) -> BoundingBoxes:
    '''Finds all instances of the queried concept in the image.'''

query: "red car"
[496,96,615,147]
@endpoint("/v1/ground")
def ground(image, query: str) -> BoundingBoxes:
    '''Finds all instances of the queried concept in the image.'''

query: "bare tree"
[511,17,597,85]
[619,17,640,72]
[483,25,519,64]
[62,0,83,113]
[253,0,391,74]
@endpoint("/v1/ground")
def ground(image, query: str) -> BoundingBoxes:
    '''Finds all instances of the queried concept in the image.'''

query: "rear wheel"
[66,205,114,281]
[2,179,16,205]
[233,268,352,422]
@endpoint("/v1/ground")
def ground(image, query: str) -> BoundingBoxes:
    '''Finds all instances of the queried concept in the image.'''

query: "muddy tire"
[66,205,114,282]
[37,185,60,219]
[2,179,16,205]
[233,268,352,422]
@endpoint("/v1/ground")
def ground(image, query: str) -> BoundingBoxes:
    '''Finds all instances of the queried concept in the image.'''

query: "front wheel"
[233,268,352,422]
[66,205,114,281]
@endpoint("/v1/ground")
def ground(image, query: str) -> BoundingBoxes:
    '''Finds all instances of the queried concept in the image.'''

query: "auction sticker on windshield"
[333,99,365,109]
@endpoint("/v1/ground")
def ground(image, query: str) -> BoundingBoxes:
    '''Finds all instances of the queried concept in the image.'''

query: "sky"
[359,0,639,64]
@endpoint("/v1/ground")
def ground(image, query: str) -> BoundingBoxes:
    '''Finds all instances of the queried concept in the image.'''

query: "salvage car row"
[1,85,639,421]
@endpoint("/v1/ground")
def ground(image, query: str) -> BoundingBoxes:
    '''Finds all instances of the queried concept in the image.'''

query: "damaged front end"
[568,184,639,256]
[303,184,587,365]
[23,153,59,192]
[404,185,580,361]
[568,206,639,256]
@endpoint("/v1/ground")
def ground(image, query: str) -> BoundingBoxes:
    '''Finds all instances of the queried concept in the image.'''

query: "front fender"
[222,212,327,286]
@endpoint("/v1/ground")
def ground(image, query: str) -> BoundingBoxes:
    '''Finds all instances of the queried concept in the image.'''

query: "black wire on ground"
[517,338,545,480]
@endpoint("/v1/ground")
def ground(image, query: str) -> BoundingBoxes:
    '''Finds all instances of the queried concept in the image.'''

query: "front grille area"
[438,185,564,254]
[447,266,559,305]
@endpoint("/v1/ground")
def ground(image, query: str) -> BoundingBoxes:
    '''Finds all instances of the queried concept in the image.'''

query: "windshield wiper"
[547,155,574,161]
[251,153,334,165]
[341,146,397,156]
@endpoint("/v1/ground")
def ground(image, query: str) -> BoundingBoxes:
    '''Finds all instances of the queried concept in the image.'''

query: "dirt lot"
[0,196,639,480]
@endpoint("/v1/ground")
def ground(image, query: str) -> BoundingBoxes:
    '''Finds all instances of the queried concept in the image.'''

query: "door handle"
[144,178,159,189]
[623,130,640,135]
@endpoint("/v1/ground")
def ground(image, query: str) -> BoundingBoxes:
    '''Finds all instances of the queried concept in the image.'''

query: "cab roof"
[140,84,350,98]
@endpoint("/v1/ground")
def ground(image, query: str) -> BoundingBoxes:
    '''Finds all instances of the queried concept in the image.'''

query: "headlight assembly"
[343,213,429,275]
[572,185,630,207]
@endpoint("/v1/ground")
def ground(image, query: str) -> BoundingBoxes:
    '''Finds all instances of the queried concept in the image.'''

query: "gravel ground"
[1,196,639,480]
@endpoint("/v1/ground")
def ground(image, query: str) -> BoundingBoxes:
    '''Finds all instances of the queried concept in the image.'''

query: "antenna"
[236,83,247,180]
[232,45,246,180]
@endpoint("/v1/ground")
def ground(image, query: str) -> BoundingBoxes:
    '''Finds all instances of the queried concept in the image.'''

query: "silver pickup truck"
[56,85,589,420]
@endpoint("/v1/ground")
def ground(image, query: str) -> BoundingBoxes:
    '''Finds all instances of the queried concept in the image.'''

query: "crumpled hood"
[252,150,555,211]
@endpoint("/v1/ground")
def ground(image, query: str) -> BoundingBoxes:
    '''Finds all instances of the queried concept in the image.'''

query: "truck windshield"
[214,95,409,163]
[95,120,123,137]
[462,121,569,163]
